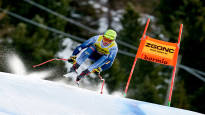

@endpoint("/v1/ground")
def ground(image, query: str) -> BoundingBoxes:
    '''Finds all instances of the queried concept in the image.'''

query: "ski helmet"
[104,29,117,40]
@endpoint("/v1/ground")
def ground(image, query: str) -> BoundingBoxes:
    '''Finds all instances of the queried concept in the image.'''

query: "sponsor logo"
[145,43,175,53]
[85,51,90,55]
[144,55,168,65]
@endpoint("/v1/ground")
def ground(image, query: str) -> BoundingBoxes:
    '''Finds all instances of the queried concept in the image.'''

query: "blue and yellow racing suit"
[72,35,118,72]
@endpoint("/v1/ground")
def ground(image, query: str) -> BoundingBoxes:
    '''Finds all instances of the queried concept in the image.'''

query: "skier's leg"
[69,46,96,72]
[76,55,108,81]
[76,46,96,65]
[87,55,108,72]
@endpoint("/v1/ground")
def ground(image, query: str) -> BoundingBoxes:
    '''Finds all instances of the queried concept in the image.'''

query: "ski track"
[0,72,203,115]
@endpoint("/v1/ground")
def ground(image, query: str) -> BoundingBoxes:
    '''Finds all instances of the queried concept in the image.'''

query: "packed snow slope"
[0,72,203,115]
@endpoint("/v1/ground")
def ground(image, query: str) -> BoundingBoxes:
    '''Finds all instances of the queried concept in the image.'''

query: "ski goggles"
[103,36,114,43]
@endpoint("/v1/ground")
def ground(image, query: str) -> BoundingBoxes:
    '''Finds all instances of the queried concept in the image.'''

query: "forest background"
[0,0,205,113]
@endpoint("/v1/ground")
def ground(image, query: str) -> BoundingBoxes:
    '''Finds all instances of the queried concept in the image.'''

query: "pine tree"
[115,3,168,104]
[156,0,205,113]
[0,0,71,77]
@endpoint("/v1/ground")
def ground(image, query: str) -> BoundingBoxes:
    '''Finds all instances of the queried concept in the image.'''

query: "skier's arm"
[100,47,118,71]
[72,36,98,56]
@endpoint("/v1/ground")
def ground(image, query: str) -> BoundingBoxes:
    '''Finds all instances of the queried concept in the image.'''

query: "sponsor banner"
[137,36,179,66]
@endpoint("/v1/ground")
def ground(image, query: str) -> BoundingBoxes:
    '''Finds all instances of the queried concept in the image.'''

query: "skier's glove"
[68,55,77,64]
[92,67,102,75]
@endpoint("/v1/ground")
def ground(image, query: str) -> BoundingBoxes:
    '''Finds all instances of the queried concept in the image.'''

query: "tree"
[115,3,169,104]
[0,0,71,77]
[155,0,205,113]
[118,3,142,69]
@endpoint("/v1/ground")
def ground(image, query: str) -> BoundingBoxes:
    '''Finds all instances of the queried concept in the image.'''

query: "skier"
[65,29,118,83]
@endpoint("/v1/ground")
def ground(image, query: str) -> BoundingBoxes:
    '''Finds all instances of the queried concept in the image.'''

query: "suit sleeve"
[100,47,118,71]
[72,36,98,55]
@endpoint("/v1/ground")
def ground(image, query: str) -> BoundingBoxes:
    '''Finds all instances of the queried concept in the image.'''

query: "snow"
[0,72,203,115]
[98,17,108,33]
[5,53,53,80]
[7,53,27,75]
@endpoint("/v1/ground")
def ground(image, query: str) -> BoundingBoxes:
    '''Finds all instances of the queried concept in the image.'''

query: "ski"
[75,81,80,87]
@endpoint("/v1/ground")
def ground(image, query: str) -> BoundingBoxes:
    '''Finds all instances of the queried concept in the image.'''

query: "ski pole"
[33,58,68,68]
[98,74,105,94]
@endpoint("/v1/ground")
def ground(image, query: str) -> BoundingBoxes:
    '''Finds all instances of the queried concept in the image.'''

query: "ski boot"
[64,63,80,78]
[69,63,79,73]
[76,69,90,84]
